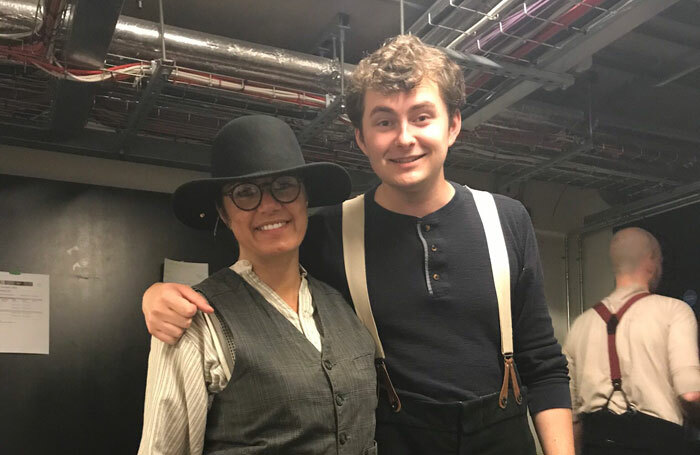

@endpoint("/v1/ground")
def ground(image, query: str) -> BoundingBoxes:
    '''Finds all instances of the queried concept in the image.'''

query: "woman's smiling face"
[219,176,308,263]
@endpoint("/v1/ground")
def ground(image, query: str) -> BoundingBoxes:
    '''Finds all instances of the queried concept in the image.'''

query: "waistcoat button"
[323,359,333,370]
[335,394,345,406]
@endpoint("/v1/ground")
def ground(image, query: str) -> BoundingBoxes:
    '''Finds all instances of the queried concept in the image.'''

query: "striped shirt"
[138,260,320,455]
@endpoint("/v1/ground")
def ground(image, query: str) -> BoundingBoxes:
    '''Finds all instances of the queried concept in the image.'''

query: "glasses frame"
[223,175,303,211]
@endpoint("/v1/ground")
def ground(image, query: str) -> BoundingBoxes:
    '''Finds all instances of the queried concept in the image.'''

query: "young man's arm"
[500,197,574,454]
[563,333,583,455]
[142,282,213,344]
[533,408,575,455]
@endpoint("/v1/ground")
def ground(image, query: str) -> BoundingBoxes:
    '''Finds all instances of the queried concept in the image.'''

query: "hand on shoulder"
[142,282,213,345]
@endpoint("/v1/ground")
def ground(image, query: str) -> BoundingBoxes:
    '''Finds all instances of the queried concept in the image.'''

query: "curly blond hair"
[346,34,466,130]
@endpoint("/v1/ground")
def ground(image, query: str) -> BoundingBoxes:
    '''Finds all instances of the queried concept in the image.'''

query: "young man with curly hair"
[142,35,574,454]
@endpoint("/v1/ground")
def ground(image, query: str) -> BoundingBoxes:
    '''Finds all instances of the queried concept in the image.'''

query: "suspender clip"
[612,378,622,391]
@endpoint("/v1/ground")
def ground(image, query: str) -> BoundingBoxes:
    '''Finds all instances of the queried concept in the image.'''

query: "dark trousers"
[582,409,693,455]
[375,389,536,455]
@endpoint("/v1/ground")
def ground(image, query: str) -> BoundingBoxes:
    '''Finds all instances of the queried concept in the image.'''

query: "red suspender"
[593,293,650,393]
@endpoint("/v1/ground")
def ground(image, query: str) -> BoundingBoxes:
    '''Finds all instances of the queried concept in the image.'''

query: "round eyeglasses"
[223,175,302,211]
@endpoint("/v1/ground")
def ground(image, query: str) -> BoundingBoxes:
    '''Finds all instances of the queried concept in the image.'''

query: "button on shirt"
[564,285,700,425]
[138,260,320,455]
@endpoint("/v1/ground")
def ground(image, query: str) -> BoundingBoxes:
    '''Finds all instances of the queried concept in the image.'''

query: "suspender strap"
[469,188,513,357]
[593,292,650,409]
[468,187,521,409]
[342,194,401,412]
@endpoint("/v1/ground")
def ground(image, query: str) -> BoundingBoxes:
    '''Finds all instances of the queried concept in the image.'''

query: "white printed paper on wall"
[163,258,209,286]
[0,272,50,354]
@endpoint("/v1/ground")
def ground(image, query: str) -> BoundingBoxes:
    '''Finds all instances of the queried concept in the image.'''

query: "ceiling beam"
[0,122,377,192]
[297,98,343,145]
[444,48,574,89]
[581,179,700,233]
[461,0,683,130]
[0,123,211,170]
[508,95,700,146]
[497,141,594,191]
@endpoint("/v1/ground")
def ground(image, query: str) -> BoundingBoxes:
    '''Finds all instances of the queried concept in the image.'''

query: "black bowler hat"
[173,115,351,229]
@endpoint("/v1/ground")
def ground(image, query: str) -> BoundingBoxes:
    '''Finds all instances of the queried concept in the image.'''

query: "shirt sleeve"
[505,199,572,414]
[667,301,700,395]
[138,313,229,455]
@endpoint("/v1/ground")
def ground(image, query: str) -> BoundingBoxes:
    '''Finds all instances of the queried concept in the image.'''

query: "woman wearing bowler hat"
[138,115,378,455]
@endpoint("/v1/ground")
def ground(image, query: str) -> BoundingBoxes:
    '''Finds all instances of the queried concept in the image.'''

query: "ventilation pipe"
[1,0,354,93]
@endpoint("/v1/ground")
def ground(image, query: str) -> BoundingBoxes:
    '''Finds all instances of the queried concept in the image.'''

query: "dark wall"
[0,174,237,454]
[618,203,699,302]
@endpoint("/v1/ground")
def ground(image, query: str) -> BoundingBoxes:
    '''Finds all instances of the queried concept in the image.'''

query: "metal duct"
[0,0,41,35]
[1,0,354,93]
[109,15,353,93]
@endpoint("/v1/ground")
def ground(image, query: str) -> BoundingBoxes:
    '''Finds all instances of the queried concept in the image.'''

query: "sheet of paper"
[0,272,50,354]
[163,258,209,286]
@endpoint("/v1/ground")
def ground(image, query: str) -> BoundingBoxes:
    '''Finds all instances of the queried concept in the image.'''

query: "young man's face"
[355,80,461,193]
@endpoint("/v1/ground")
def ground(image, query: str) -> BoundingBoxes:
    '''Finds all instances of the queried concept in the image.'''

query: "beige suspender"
[342,194,401,411]
[469,188,513,357]
[342,194,385,358]
[468,187,522,408]
[341,188,522,412]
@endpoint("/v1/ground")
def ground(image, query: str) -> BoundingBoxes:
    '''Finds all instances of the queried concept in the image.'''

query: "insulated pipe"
[0,0,41,35]
[110,16,353,93]
[1,0,355,93]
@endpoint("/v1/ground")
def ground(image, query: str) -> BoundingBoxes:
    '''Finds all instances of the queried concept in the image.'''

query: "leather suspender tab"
[375,358,402,412]
[499,353,523,409]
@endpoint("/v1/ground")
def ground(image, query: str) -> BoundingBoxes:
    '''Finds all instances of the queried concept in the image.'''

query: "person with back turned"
[564,227,700,454]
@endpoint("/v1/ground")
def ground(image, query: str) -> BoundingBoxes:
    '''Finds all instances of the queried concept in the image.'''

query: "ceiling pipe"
[109,16,353,94]
[0,0,40,35]
[1,0,354,94]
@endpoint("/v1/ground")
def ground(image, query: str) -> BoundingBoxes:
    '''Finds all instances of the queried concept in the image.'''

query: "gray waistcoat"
[194,268,378,455]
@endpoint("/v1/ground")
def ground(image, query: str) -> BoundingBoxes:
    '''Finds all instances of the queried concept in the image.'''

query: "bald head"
[610,227,661,278]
